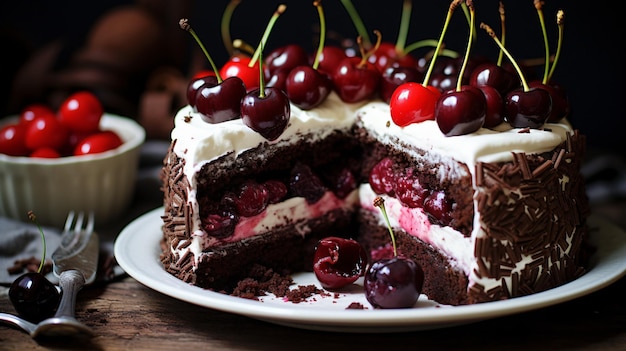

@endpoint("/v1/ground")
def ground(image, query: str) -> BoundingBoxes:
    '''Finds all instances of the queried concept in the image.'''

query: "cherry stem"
[422,0,463,87]
[249,4,287,67]
[497,1,506,66]
[403,39,459,58]
[374,197,398,257]
[534,0,550,84]
[357,30,381,68]
[481,22,530,91]
[395,0,412,56]
[456,0,475,91]
[179,18,223,83]
[339,0,371,48]
[257,43,266,98]
[547,10,564,82]
[312,0,326,70]
[27,211,46,274]
[221,0,241,57]
[232,39,256,56]
[459,1,476,44]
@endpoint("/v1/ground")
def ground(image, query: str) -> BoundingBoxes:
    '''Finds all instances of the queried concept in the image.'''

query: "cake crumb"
[346,302,366,309]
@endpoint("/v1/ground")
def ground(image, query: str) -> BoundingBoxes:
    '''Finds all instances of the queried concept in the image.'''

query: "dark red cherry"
[364,256,424,309]
[315,46,347,76]
[285,65,332,110]
[435,85,486,136]
[476,85,505,128]
[195,76,247,123]
[469,62,519,96]
[368,42,419,73]
[504,87,552,129]
[202,207,239,238]
[187,75,216,108]
[289,162,326,204]
[380,64,424,103]
[429,73,456,93]
[423,190,453,224]
[263,180,288,204]
[240,87,290,141]
[313,236,368,290]
[528,80,570,123]
[369,157,395,195]
[9,272,61,322]
[332,56,381,103]
[265,44,310,78]
[233,181,270,217]
[393,172,427,208]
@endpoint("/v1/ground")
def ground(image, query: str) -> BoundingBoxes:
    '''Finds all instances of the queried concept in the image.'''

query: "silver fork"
[0,212,97,338]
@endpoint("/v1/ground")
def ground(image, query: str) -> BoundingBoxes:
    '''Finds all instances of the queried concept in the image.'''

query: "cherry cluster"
[0,91,123,158]
[199,162,357,239]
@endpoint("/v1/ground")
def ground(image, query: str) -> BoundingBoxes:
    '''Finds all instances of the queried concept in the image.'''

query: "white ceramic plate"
[114,207,626,333]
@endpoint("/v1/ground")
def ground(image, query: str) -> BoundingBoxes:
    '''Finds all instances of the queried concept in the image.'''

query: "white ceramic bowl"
[0,114,146,228]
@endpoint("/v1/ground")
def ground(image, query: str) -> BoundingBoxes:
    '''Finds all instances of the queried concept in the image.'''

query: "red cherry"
[265,44,309,78]
[30,147,61,158]
[73,130,123,156]
[313,236,368,290]
[315,46,347,76]
[58,91,103,134]
[368,42,418,73]
[25,115,69,151]
[380,64,424,103]
[389,82,441,126]
[0,123,29,156]
[187,75,217,108]
[220,56,260,92]
[332,56,381,103]
[528,80,570,123]
[240,87,290,141]
[19,104,56,126]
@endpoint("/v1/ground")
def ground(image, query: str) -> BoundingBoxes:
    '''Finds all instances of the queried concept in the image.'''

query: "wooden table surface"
[1,192,625,351]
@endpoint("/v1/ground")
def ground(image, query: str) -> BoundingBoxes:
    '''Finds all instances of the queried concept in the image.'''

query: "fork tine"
[63,211,75,232]
[74,212,85,235]
[85,212,94,234]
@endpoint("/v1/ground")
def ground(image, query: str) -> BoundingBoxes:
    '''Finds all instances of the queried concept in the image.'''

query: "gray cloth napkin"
[0,217,62,285]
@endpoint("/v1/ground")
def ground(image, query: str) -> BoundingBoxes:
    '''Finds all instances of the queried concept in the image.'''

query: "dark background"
[0,0,623,156]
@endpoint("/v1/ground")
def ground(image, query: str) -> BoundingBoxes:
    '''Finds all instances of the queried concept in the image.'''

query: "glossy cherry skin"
[332,57,381,103]
[505,88,552,129]
[313,236,368,290]
[528,80,570,123]
[9,272,61,322]
[477,85,505,128]
[195,76,247,124]
[315,46,347,76]
[469,62,519,97]
[389,82,441,126]
[368,42,419,73]
[435,85,486,136]
[74,130,123,156]
[0,123,29,156]
[220,55,260,92]
[286,66,332,110]
[380,64,424,103]
[187,75,217,107]
[265,44,309,78]
[240,87,290,141]
[19,103,56,126]
[364,256,424,309]
[58,91,103,134]
[25,115,69,151]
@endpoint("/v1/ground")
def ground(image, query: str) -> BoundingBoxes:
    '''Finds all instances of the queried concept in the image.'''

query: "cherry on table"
[9,272,61,323]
